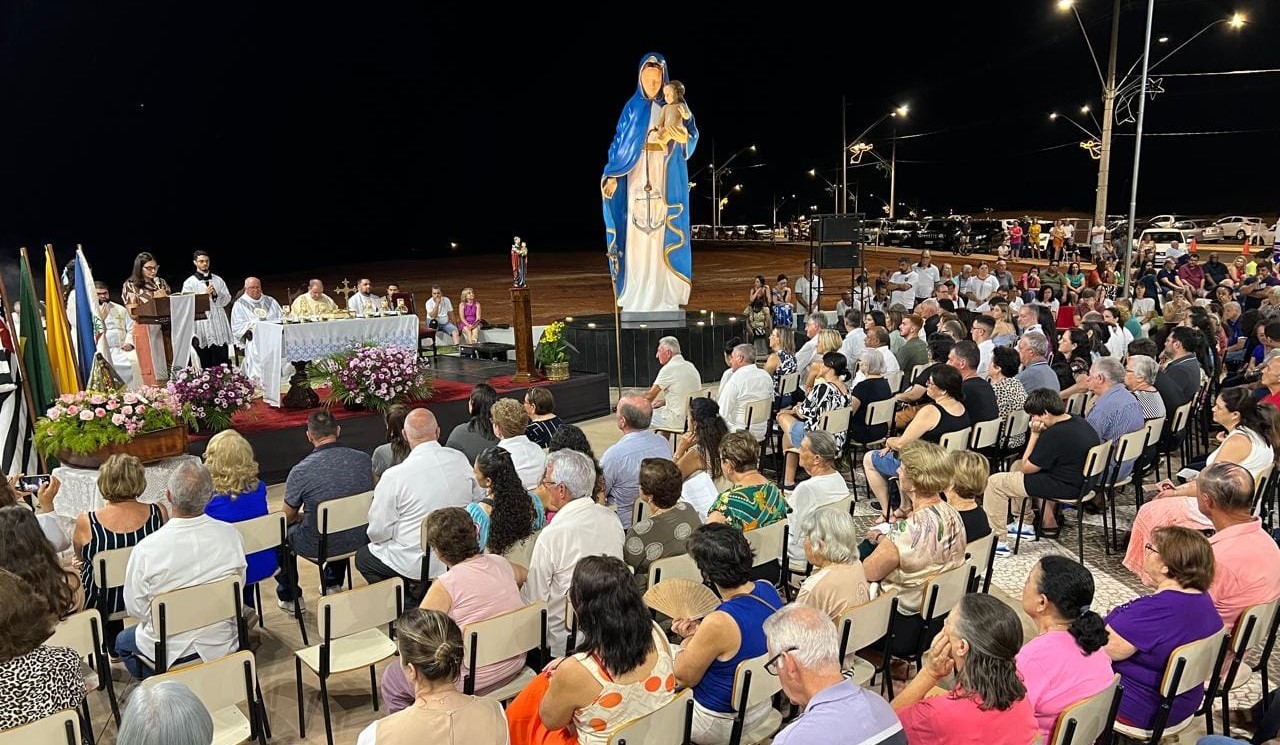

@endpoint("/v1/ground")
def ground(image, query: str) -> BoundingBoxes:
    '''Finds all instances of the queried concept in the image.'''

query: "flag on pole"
[17,248,58,412]
[43,246,80,395]
[0,315,38,477]
[72,247,100,383]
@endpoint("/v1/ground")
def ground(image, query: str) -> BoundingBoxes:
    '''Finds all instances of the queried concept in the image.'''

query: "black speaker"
[819,244,860,269]
[812,214,864,243]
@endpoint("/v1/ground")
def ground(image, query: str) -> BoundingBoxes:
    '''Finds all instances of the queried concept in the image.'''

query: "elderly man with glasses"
[764,604,906,745]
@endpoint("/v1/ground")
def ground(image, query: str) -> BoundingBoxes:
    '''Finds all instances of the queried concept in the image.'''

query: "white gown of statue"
[616,101,691,314]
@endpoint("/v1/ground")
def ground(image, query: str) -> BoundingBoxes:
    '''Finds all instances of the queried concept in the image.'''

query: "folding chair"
[0,709,80,745]
[307,490,375,597]
[497,529,540,570]
[91,545,135,628]
[295,578,404,745]
[727,653,784,745]
[1206,599,1280,734]
[964,533,997,594]
[1065,391,1089,416]
[883,370,904,393]
[648,553,702,586]
[633,499,649,526]
[744,520,790,590]
[1048,674,1122,745]
[138,575,248,675]
[608,689,694,745]
[894,562,972,675]
[654,389,712,445]
[835,591,899,694]
[1251,465,1274,519]
[1112,629,1227,745]
[993,410,1031,472]
[1105,429,1153,551]
[461,601,548,700]
[1154,402,1192,483]
[848,398,897,504]
[1013,440,1113,563]
[47,608,118,740]
[233,512,304,641]
[938,427,972,453]
[968,418,1002,451]
[141,650,269,745]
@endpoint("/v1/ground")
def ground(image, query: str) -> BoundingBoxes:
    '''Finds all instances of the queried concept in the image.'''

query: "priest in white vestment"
[70,282,139,388]
[231,277,284,386]
[180,250,234,368]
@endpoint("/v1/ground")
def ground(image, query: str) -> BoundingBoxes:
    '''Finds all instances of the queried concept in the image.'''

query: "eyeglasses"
[539,477,563,490]
[764,647,798,676]
[1144,542,1160,554]
[143,264,159,271]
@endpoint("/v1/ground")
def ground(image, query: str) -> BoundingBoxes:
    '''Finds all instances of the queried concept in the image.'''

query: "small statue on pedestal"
[511,236,529,288]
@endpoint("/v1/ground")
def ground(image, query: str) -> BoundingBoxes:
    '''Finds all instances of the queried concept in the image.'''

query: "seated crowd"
[7,247,1280,745]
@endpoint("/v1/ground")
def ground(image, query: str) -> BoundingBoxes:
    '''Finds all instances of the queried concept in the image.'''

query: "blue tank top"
[693,581,783,713]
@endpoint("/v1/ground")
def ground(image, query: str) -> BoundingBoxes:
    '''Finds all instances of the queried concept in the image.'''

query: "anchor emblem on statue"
[632,148,665,234]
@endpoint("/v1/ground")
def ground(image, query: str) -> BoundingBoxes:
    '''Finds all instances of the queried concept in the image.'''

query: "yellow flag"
[43,246,80,394]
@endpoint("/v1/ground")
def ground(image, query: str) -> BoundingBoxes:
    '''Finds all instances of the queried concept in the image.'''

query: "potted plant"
[306,344,434,413]
[168,364,257,434]
[34,387,188,468]
[535,320,577,381]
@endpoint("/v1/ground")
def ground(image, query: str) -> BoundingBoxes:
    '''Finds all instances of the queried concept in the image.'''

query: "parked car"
[860,217,887,244]
[1148,214,1190,229]
[1138,228,1191,263]
[748,224,772,240]
[882,219,922,246]
[692,224,713,240]
[915,218,967,252]
[1212,216,1266,241]
[1172,220,1222,243]
[967,219,1006,252]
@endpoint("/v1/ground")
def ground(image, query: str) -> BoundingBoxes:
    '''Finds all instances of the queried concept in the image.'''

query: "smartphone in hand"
[18,474,51,492]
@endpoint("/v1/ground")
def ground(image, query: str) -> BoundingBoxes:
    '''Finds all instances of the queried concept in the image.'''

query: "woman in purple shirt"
[1105,526,1223,729]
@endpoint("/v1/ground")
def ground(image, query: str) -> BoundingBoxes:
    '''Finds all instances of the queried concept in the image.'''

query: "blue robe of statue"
[601,52,699,313]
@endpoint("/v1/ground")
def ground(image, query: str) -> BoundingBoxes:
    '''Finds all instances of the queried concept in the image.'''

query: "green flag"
[18,249,57,412]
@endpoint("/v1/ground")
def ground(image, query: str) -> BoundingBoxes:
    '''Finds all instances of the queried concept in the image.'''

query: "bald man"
[356,407,485,602]
[290,278,339,316]
[600,394,674,528]
[229,277,284,385]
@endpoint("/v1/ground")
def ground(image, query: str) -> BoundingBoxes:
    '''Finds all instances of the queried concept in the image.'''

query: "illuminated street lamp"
[840,102,908,217]
[709,143,756,237]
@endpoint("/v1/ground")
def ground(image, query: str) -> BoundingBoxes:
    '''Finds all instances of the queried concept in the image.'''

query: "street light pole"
[888,121,898,220]
[841,96,847,216]
[1122,0,1156,296]
[1094,0,1121,229]
[710,140,717,237]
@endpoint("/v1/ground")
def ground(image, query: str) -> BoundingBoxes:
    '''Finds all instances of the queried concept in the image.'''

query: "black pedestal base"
[561,312,748,388]
[283,360,321,409]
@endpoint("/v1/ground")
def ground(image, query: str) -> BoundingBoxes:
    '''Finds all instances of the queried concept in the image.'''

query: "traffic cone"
[1243,236,1251,257]
[1189,237,1198,254]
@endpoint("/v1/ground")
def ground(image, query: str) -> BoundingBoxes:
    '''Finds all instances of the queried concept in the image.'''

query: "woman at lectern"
[121,252,171,385]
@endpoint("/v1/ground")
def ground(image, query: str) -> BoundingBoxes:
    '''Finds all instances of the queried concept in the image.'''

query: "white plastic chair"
[648,553,702,587]
[233,512,303,641]
[138,574,247,674]
[141,650,268,745]
[47,608,120,731]
[309,489,375,595]
[835,590,899,691]
[0,709,80,745]
[1048,674,1122,745]
[727,653,784,745]
[1112,628,1228,744]
[294,578,404,745]
[461,601,548,701]
[608,689,693,745]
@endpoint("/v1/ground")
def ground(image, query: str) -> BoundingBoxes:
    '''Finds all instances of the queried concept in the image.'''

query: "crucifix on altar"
[334,279,356,304]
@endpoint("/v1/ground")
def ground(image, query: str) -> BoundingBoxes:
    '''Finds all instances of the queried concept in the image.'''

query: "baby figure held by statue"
[650,81,690,149]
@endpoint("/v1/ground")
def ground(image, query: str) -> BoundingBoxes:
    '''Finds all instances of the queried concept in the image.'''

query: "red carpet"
[195,375,553,438]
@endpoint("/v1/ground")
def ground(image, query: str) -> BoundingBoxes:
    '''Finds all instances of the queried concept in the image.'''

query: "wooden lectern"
[129,294,211,365]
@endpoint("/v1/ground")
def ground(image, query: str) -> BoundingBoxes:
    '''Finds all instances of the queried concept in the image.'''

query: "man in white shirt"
[867,326,900,378]
[116,461,247,680]
[424,285,460,346]
[645,336,702,428]
[355,408,484,600]
[963,262,1000,311]
[1017,303,1043,337]
[888,258,917,310]
[912,251,940,303]
[490,398,546,489]
[793,260,823,325]
[971,315,996,378]
[522,449,624,656]
[839,309,866,367]
[180,250,233,368]
[794,315,825,386]
[230,277,284,385]
[346,277,381,314]
[717,343,774,439]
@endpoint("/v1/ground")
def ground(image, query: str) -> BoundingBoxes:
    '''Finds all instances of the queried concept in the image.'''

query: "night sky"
[1,0,1275,285]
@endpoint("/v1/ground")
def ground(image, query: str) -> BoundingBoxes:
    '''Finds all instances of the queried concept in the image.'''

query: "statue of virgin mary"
[600,53,699,317]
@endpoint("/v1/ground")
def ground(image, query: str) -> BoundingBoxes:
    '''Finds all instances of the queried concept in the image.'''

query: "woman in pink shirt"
[1016,556,1115,739]
[380,507,527,711]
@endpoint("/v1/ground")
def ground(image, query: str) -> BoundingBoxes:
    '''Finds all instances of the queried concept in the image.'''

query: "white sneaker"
[319,584,344,596]
[277,597,306,614]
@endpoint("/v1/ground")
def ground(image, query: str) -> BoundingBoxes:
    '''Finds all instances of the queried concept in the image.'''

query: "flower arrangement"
[34,387,185,456]
[168,364,258,433]
[306,344,433,413]
[535,321,577,366]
